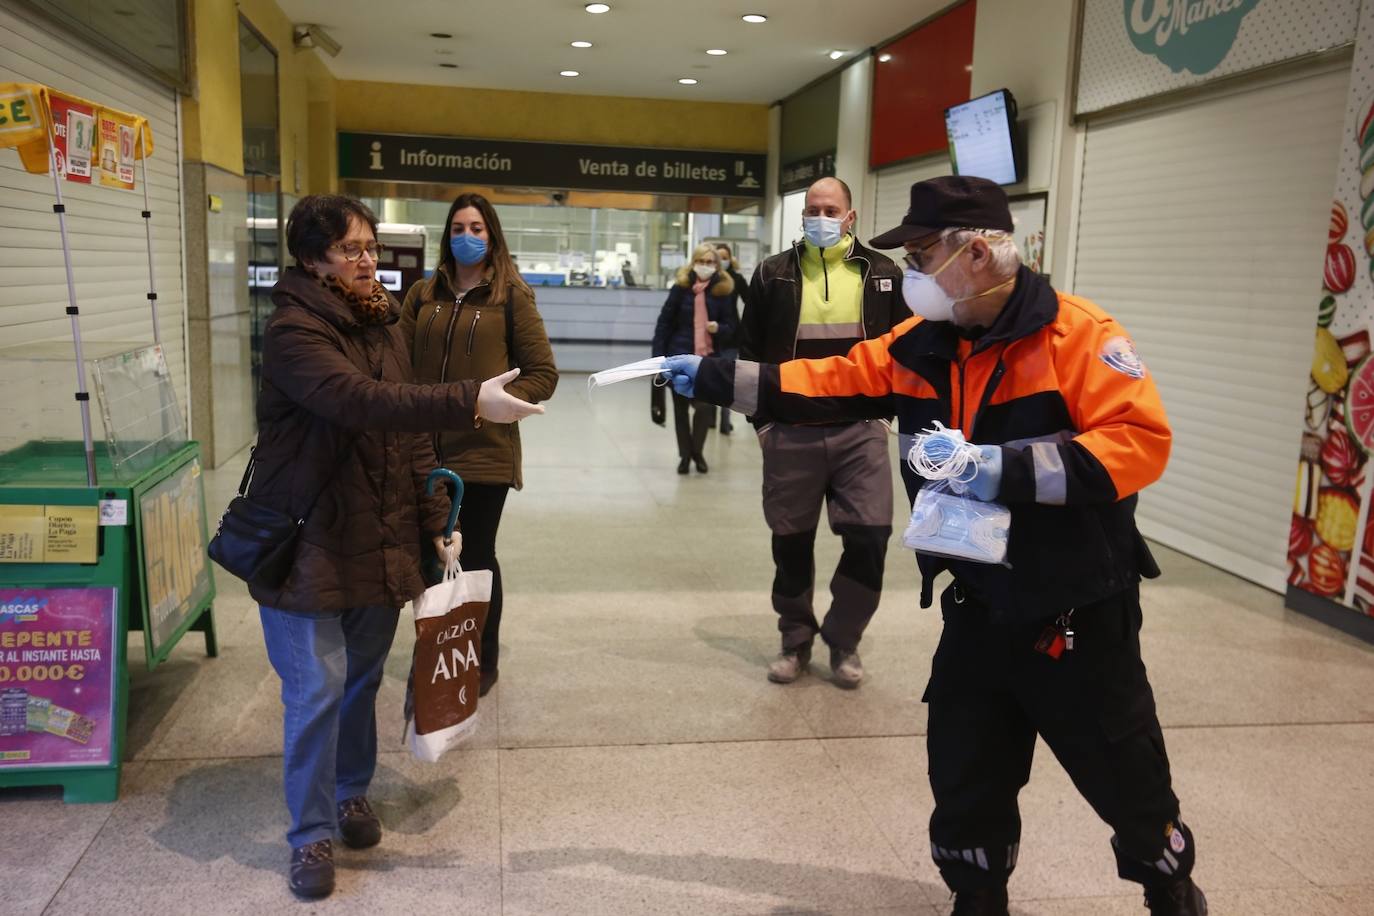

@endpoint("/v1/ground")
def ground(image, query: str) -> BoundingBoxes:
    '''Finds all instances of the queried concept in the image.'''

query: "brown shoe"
[337,796,381,849]
[289,839,335,898]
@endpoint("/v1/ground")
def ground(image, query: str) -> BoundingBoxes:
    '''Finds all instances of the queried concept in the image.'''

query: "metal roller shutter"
[1072,63,1349,591]
[0,3,187,451]
[870,153,950,257]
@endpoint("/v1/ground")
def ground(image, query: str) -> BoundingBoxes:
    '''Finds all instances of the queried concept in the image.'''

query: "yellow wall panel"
[336,82,769,153]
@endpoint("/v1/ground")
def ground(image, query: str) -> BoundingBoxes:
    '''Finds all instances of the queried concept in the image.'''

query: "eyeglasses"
[329,241,385,262]
[903,236,944,273]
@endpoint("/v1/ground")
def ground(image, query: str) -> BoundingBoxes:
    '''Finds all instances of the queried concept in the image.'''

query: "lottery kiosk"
[0,83,217,802]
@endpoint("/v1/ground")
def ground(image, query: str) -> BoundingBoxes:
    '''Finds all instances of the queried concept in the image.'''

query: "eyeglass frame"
[902,235,946,273]
[328,241,386,262]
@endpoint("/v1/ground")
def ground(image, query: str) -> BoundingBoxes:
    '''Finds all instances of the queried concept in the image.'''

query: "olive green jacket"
[400,268,559,489]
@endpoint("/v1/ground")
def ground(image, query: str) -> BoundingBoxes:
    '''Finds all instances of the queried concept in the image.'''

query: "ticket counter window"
[364,195,762,290]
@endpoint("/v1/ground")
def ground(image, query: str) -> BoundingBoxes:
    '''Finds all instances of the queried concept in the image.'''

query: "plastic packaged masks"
[902,422,1012,565]
[902,481,1012,565]
[587,356,671,390]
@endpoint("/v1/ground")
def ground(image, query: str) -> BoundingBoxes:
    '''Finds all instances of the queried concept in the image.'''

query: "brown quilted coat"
[246,267,479,614]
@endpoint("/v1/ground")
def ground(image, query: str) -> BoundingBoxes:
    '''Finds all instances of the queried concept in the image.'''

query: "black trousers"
[925,583,1194,893]
[457,482,509,671]
[671,391,716,461]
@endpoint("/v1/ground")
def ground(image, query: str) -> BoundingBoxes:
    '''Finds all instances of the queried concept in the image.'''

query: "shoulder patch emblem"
[1100,336,1146,379]
[878,278,893,292]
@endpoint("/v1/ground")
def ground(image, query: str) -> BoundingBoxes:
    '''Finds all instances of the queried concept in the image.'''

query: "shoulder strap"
[505,293,517,371]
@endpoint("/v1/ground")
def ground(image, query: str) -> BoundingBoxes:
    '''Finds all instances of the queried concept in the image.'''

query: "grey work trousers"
[759,421,893,653]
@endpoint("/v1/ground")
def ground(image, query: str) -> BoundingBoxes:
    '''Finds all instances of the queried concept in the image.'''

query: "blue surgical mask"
[450,233,488,266]
[803,215,845,249]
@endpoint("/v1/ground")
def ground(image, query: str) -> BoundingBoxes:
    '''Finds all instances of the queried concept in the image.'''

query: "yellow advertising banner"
[0,505,99,564]
[0,82,51,174]
[0,82,153,185]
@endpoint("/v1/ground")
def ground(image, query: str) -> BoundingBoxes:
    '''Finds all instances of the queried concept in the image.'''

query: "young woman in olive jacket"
[401,193,559,696]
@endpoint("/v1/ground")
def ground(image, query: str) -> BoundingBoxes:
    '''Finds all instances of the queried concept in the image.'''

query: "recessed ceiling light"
[585,2,610,12]
[561,70,581,77]
[706,48,728,56]
[439,63,458,68]
[571,40,593,48]
[828,50,846,60]
[430,32,453,38]
[742,13,767,23]
[678,78,698,85]
[878,53,892,62]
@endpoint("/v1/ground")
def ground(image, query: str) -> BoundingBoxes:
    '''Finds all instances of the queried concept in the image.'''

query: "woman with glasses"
[401,192,559,698]
[652,243,736,473]
[251,195,543,899]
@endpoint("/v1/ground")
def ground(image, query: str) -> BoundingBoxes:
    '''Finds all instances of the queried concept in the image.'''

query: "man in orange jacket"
[663,176,1206,916]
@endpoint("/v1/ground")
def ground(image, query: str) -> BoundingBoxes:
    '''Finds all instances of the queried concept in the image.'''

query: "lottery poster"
[0,588,117,769]
[49,92,94,184]
[97,111,137,190]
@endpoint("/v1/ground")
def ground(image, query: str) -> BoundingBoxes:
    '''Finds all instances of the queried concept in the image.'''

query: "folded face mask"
[588,356,670,390]
[902,480,1011,566]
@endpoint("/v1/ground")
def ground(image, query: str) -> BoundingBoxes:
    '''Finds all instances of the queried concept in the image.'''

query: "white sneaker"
[766,648,811,683]
[830,648,863,689]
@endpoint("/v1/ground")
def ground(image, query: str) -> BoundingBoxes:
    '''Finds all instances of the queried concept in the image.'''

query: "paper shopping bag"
[403,563,492,762]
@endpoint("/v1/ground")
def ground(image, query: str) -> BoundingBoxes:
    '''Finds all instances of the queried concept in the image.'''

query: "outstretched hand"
[661,355,702,398]
[477,368,545,423]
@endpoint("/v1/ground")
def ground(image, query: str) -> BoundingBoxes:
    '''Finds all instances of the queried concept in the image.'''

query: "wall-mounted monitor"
[944,89,1022,186]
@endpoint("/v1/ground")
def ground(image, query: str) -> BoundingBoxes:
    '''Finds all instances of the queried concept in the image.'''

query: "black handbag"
[207,442,354,589]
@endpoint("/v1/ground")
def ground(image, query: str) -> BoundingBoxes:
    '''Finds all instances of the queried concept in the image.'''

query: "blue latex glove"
[965,445,1003,501]
[662,354,702,398]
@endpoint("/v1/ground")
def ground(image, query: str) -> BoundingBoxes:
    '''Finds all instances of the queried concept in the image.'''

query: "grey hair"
[940,227,1021,278]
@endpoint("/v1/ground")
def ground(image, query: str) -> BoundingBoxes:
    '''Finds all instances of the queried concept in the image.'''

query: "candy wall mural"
[1289,2,1374,626]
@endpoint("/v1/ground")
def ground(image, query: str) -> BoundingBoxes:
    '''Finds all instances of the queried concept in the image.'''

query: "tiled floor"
[4,375,1374,915]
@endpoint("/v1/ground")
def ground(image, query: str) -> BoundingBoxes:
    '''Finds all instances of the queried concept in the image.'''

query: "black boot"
[1143,878,1207,915]
[677,457,690,474]
[950,886,1009,916]
[693,454,708,473]
[289,839,335,898]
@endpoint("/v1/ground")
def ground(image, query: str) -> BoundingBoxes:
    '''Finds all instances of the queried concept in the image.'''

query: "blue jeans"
[259,604,400,848]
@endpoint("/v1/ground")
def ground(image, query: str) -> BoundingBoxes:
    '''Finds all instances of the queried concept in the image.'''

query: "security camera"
[551,191,566,204]
[293,24,342,57]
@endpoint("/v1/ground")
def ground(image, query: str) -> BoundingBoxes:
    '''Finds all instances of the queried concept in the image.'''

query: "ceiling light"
[678,78,698,85]
[439,63,458,69]
[706,48,728,56]
[585,3,610,12]
[561,70,581,77]
[571,40,593,48]
[829,50,846,60]
[430,32,453,38]
[878,53,892,62]
[742,13,767,23]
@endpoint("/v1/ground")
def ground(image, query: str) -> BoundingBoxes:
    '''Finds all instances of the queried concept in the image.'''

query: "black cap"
[869,175,1014,249]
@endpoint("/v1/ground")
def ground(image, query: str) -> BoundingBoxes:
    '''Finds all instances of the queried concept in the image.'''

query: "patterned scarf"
[311,269,392,325]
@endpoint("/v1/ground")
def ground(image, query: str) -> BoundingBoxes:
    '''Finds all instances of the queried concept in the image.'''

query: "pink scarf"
[692,277,713,357]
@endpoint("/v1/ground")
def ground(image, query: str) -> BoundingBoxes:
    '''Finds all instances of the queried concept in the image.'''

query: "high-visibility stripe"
[797,321,863,340]
[734,359,760,415]
[1031,441,1068,505]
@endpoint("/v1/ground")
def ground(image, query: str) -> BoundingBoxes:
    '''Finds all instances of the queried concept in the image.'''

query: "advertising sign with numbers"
[0,588,117,769]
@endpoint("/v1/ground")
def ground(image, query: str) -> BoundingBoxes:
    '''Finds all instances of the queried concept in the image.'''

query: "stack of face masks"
[587,357,670,391]
[902,423,1011,566]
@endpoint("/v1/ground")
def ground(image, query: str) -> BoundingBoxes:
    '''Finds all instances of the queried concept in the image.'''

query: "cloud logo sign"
[1125,0,1262,75]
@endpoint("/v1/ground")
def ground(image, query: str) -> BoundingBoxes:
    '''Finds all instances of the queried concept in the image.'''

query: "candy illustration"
[1318,295,1337,328]
[1325,242,1356,293]
[1331,200,1348,241]
[1321,426,1362,486]
[1308,542,1347,596]
[1313,327,1351,394]
[1344,355,1374,454]
[1316,487,1360,552]
[1290,513,1315,558]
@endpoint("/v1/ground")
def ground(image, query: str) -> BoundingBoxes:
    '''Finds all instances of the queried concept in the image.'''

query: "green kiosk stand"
[0,441,217,802]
